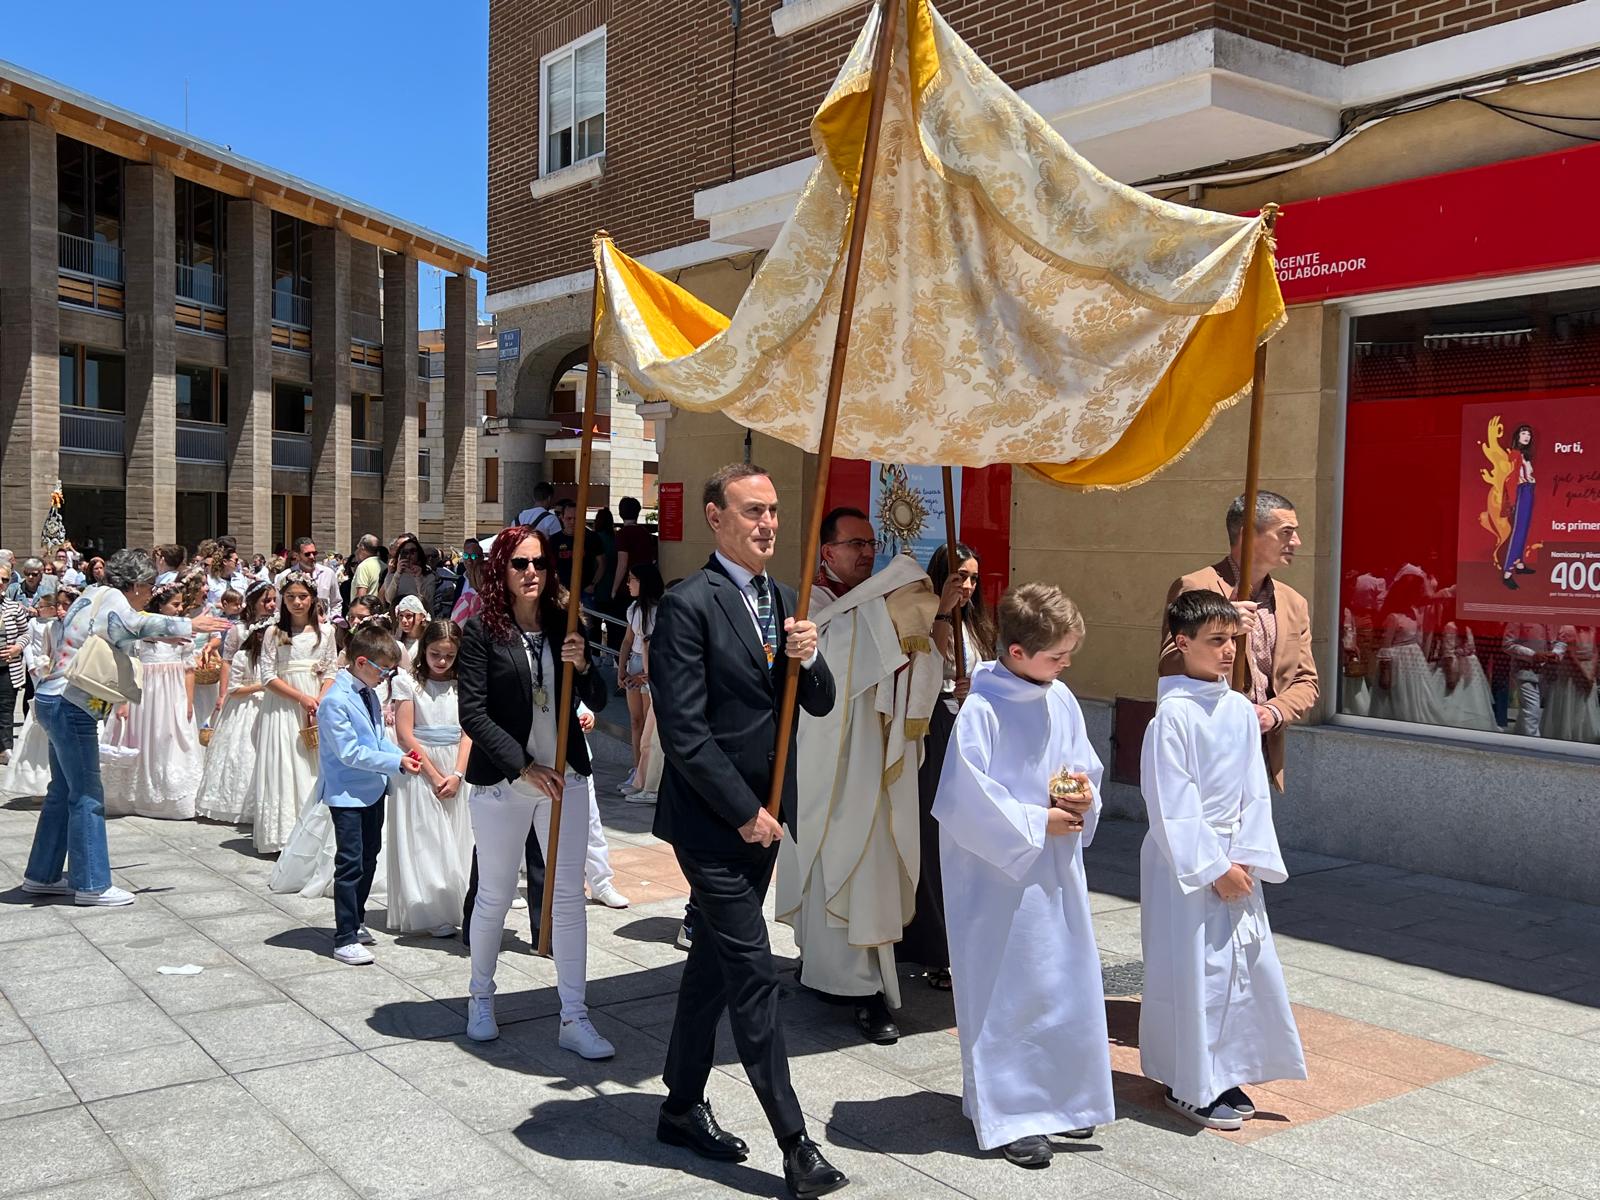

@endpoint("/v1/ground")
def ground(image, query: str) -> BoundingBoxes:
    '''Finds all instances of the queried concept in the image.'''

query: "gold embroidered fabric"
[593,0,1284,490]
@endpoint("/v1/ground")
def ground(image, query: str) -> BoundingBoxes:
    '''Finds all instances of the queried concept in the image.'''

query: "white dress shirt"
[713,552,816,668]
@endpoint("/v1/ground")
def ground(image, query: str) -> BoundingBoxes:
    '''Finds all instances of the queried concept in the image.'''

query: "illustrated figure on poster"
[1498,423,1538,590]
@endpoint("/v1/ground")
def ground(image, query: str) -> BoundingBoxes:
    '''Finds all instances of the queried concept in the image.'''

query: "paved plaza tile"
[1,729,1598,1199]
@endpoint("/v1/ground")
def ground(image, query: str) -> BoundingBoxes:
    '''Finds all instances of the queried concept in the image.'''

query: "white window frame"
[1326,263,1600,761]
[539,26,607,180]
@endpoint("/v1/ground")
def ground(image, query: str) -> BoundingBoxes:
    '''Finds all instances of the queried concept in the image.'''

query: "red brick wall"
[487,0,1583,296]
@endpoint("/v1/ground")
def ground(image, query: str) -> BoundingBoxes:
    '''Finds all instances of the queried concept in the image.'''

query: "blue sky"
[4,0,488,330]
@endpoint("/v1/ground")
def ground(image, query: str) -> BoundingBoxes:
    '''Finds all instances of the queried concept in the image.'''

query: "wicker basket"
[193,661,222,686]
[198,726,213,747]
[299,721,320,753]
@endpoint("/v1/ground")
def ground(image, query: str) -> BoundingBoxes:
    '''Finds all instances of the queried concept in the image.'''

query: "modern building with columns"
[0,59,487,557]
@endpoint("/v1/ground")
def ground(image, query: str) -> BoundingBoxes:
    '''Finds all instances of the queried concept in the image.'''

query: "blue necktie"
[751,574,775,665]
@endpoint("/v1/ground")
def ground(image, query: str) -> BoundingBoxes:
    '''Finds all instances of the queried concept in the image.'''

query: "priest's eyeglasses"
[827,538,882,553]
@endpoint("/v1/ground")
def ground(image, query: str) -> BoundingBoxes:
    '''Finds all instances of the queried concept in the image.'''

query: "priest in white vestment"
[777,509,940,1045]
[932,584,1115,1165]
[1139,589,1306,1131]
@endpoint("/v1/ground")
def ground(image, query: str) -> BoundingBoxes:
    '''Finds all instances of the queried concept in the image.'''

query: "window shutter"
[575,38,605,124]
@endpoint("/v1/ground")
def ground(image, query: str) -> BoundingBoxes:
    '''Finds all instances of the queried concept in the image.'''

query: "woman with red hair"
[456,526,612,1058]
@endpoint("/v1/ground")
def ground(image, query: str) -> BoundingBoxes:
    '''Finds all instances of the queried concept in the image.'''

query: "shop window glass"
[1339,286,1600,748]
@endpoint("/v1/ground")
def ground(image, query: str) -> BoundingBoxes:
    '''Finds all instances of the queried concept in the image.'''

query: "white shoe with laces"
[559,1016,614,1060]
[590,882,630,909]
[334,943,374,966]
[21,876,74,896]
[466,994,498,1042]
[74,885,135,907]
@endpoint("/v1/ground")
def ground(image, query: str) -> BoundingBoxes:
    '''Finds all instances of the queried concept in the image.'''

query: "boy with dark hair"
[934,582,1113,1167]
[318,624,423,964]
[1139,590,1305,1130]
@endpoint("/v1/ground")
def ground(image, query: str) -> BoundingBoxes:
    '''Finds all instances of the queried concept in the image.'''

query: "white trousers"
[584,777,614,891]
[469,774,589,1021]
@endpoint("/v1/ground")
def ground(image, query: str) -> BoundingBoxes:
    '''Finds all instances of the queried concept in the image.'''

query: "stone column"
[122,163,178,547]
[441,272,477,545]
[380,252,419,537]
[225,200,273,554]
[310,226,352,552]
[0,121,61,551]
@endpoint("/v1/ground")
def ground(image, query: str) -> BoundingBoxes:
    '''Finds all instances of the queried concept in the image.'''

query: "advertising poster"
[1456,394,1600,620]
[868,463,959,574]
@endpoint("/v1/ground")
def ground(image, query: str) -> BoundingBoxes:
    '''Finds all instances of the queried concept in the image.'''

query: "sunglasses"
[509,556,548,572]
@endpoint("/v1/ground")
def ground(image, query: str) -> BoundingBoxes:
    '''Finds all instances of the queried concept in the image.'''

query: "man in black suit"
[650,463,847,1199]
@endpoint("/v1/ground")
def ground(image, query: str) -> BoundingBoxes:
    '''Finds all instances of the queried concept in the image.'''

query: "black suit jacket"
[458,613,609,787]
[651,555,836,858]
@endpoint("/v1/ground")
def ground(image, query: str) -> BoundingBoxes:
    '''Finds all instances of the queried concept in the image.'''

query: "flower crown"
[241,614,280,639]
[279,569,315,589]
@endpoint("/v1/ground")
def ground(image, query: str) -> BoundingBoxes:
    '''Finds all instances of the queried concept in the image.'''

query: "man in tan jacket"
[1159,490,1318,790]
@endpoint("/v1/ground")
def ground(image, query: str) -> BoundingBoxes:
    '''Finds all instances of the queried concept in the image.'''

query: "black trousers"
[460,813,545,944]
[0,669,16,754]
[665,843,804,1142]
[330,801,385,947]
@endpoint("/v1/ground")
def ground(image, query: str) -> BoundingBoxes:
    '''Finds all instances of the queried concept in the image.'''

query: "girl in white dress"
[1436,623,1498,734]
[195,585,277,825]
[249,574,336,853]
[387,620,475,936]
[1543,625,1600,744]
[1,593,59,799]
[102,582,204,819]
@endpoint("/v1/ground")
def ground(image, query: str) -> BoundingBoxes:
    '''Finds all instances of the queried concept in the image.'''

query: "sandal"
[928,968,953,991]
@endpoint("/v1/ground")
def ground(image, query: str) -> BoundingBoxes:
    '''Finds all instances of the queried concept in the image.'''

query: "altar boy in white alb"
[933,583,1114,1169]
[1139,589,1305,1132]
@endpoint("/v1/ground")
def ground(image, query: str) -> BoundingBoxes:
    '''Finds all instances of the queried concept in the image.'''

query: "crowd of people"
[3,473,1312,1197]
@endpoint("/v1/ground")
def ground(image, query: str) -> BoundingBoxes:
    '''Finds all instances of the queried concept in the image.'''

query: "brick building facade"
[0,61,486,558]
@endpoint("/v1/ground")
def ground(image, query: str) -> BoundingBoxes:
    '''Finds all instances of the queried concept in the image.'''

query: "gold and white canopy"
[593,0,1284,490]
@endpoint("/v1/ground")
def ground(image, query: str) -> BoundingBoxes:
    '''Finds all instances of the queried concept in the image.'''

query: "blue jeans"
[25,694,112,893]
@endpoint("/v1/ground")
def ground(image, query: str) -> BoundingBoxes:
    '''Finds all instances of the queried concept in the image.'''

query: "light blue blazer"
[315,669,404,808]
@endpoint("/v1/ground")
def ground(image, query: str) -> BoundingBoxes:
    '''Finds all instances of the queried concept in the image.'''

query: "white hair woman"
[20,548,229,906]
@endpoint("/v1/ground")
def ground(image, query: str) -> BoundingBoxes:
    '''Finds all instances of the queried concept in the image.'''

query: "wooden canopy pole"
[538,235,607,957]
[942,467,967,682]
[765,0,900,816]
[1231,206,1279,695]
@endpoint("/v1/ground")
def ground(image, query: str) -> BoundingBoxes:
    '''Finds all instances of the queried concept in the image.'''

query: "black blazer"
[650,556,836,858]
[458,613,608,786]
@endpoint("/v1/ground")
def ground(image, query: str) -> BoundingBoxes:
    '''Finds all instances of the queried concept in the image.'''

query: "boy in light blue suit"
[318,625,421,965]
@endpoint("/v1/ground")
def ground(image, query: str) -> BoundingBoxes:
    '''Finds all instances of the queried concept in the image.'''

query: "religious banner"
[1456,393,1600,620]
[868,463,958,573]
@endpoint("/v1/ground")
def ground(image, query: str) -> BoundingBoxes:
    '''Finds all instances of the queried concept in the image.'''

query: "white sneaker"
[590,882,630,909]
[466,994,498,1042]
[334,943,374,966]
[430,923,458,938]
[510,896,528,910]
[626,790,657,805]
[618,780,642,796]
[74,885,135,907]
[355,925,376,945]
[559,1016,614,1060]
[22,876,73,896]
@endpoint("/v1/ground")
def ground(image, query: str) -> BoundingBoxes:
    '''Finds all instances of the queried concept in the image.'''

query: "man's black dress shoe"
[656,1102,749,1162]
[853,994,899,1045]
[783,1135,849,1199]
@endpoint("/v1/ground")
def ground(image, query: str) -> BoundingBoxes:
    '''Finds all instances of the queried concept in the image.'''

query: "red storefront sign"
[1269,140,1600,304]
[656,482,684,542]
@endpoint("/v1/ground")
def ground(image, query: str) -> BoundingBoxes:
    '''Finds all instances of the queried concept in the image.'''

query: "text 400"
[1549,561,1600,591]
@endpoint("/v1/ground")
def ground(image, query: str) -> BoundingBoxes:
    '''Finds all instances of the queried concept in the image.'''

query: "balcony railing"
[60,407,125,457]
[271,431,311,472]
[58,232,124,283]
[176,420,226,464]
[271,289,311,328]
[176,262,225,307]
[352,440,382,476]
